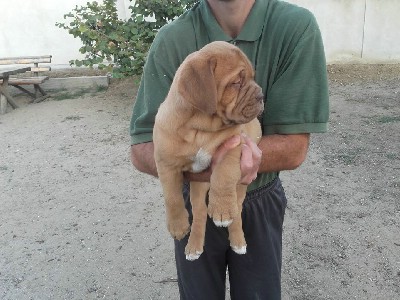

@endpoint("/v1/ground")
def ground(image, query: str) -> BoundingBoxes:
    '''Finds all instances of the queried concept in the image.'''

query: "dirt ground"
[0,64,399,299]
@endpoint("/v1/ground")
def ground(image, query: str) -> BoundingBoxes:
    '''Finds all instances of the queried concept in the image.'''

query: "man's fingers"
[240,134,262,185]
[212,134,261,185]
[240,143,253,171]
[242,134,262,156]
[240,144,256,185]
[223,135,241,149]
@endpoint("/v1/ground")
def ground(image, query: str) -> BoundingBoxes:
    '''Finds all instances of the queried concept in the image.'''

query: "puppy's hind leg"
[228,184,247,254]
[158,168,190,240]
[185,182,210,261]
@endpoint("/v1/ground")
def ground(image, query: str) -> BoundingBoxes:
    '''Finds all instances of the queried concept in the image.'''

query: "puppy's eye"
[231,79,241,88]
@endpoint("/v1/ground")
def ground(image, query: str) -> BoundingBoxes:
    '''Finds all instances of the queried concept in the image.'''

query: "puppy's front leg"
[158,168,190,240]
[228,184,247,254]
[208,146,242,226]
[185,181,210,260]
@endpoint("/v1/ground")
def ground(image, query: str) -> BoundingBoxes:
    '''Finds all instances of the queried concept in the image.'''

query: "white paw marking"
[214,219,233,227]
[231,245,247,254]
[191,148,212,173]
[186,250,203,261]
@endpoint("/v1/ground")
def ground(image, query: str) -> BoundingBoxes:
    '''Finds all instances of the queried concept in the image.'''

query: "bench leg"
[35,84,46,96]
[11,85,36,98]
[32,84,49,103]
[10,84,49,103]
[34,84,40,99]
[0,93,7,114]
[0,85,19,111]
[33,94,50,103]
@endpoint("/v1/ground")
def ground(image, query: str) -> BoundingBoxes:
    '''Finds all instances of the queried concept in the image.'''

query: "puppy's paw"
[185,244,203,261]
[167,211,190,240]
[214,218,233,227]
[231,244,247,255]
[185,224,205,261]
[207,203,237,227]
[229,228,247,254]
[168,221,190,240]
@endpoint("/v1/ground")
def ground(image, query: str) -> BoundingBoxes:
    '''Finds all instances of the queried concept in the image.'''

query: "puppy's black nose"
[256,93,264,103]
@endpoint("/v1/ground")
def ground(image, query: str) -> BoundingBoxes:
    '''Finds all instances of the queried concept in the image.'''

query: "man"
[130,0,329,299]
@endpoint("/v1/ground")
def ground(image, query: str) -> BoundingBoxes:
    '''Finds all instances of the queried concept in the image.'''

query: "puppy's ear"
[177,56,217,115]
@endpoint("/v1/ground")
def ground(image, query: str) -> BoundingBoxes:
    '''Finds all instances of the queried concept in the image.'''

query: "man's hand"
[239,134,262,184]
[212,134,262,185]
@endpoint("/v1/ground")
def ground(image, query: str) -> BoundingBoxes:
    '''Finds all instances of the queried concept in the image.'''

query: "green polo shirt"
[130,0,329,190]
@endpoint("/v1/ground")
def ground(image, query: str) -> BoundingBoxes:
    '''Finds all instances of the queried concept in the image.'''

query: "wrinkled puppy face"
[177,41,264,125]
[211,43,264,125]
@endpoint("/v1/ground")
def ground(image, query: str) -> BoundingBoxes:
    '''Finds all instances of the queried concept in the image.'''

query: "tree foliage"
[56,0,198,77]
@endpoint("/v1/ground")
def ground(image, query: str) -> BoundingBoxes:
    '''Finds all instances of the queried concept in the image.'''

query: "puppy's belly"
[191,148,212,173]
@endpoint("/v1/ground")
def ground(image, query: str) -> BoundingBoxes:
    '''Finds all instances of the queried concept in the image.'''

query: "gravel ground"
[0,64,399,299]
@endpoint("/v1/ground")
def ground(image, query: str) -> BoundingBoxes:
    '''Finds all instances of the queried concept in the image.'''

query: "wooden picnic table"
[0,66,31,114]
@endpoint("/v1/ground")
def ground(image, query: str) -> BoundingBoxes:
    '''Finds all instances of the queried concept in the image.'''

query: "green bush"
[56,0,197,78]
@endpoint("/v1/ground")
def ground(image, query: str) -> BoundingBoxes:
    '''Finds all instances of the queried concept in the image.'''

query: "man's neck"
[207,0,255,38]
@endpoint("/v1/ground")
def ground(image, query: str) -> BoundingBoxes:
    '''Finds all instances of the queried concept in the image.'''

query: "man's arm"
[130,133,310,183]
[211,133,310,184]
[258,133,309,172]
[130,142,158,177]
[130,142,212,181]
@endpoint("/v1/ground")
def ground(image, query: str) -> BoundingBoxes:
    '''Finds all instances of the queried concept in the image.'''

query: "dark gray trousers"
[175,178,287,300]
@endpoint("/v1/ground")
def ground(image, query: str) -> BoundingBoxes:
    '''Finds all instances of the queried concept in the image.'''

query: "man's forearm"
[130,142,212,181]
[130,142,158,177]
[257,133,310,173]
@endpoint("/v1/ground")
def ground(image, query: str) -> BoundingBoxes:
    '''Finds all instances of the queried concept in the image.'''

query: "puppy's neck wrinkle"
[186,112,230,133]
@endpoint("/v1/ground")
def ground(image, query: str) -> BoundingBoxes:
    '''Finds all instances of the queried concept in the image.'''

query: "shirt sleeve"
[263,12,329,135]
[129,36,176,145]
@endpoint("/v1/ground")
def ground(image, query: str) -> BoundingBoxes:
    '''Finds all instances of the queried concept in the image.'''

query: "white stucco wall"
[362,0,400,62]
[0,0,399,66]
[287,0,400,63]
[0,0,91,66]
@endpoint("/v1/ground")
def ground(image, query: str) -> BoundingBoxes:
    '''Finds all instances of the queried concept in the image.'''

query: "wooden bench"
[0,55,52,102]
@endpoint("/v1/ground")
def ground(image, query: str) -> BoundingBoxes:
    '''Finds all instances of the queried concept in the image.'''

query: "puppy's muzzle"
[255,91,265,117]
[256,92,264,103]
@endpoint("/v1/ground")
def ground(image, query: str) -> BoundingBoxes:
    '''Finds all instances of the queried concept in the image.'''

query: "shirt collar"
[200,0,266,42]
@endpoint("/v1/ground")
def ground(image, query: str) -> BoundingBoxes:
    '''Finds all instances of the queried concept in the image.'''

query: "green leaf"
[130,27,138,35]
[79,24,88,33]
[75,60,83,67]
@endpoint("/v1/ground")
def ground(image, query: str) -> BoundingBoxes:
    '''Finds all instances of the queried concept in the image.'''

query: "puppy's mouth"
[222,118,240,126]
[221,101,264,126]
